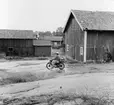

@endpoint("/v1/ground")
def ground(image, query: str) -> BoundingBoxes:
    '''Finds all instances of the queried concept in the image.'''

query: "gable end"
[63,10,83,33]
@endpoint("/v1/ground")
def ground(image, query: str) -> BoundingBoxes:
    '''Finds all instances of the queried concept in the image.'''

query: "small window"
[66,44,69,51]
[80,47,83,55]
[54,42,57,46]
[8,47,13,52]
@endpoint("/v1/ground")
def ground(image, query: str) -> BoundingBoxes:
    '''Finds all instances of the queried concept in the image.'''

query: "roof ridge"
[71,9,114,14]
[0,29,33,31]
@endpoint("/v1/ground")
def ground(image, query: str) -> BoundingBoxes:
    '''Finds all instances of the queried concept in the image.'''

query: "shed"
[0,29,34,56]
[63,10,114,62]
[50,36,63,48]
[38,36,63,48]
[33,39,51,57]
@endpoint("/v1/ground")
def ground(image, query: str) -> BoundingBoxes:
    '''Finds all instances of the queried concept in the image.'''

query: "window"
[8,47,13,52]
[54,42,57,46]
[66,44,69,51]
[80,47,83,55]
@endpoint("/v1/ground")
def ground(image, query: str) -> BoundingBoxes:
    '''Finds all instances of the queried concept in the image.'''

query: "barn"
[63,10,114,62]
[0,29,34,56]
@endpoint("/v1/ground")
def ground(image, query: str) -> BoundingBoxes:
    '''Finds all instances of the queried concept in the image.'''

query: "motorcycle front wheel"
[46,62,53,70]
[59,63,65,70]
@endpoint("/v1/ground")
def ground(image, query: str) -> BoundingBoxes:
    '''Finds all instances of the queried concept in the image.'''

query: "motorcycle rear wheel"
[46,62,53,70]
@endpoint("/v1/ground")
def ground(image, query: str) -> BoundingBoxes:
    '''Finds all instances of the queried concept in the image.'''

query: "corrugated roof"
[64,10,114,31]
[0,29,34,39]
[33,39,51,46]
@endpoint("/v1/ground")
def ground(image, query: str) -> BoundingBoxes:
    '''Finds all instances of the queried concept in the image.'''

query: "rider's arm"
[51,56,56,61]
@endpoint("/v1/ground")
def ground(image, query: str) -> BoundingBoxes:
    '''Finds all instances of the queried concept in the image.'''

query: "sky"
[0,0,114,32]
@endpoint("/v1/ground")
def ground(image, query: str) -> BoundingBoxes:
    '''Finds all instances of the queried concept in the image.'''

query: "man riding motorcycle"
[51,52,61,66]
[46,52,65,70]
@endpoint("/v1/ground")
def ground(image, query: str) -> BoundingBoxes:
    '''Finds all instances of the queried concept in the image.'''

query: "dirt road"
[0,59,114,100]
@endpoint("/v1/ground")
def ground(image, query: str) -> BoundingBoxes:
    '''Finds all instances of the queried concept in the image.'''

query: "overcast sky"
[0,0,114,32]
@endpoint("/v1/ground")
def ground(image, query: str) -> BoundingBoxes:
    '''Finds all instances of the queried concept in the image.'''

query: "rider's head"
[55,52,59,56]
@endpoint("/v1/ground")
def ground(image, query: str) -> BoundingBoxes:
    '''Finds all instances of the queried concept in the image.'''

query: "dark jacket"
[53,55,61,61]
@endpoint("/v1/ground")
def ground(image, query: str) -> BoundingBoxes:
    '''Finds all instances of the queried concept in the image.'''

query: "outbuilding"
[33,39,51,57]
[0,29,34,56]
[63,10,114,62]
[38,35,63,49]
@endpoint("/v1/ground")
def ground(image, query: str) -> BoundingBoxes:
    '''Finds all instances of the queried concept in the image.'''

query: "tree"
[39,31,52,36]
[52,31,56,36]
[56,27,63,33]
[53,27,64,36]
[45,31,52,36]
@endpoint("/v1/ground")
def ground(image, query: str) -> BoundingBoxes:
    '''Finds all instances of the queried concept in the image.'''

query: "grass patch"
[37,57,49,60]
[0,71,57,85]
[5,56,23,60]
[19,63,40,66]
[0,72,37,85]
[3,91,114,105]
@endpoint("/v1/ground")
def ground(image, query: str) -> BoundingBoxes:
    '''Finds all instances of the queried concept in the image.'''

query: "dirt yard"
[0,58,114,104]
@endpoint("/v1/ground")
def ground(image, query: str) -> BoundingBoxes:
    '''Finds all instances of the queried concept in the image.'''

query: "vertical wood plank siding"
[34,46,51,57]
[0,39,33,56]
[65,14,84,61]
[87,31,114,61]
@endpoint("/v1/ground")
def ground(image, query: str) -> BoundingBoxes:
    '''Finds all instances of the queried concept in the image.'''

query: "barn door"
[74,45,80,61]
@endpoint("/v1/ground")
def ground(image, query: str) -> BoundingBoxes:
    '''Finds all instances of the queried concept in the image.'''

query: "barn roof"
[48,36,63,41]
[33,39,51,46]
[0,29,34,39]
[63,10,114,32]
[39,36,63,41]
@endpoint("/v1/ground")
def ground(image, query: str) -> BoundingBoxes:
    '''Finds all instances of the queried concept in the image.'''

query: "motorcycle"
[46,58,65,71]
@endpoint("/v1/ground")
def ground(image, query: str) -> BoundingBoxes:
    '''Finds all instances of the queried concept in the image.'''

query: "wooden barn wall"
[65,14,84,61]
[0,39,33,56]
[87,31,114,61]
[34,46,51,57]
